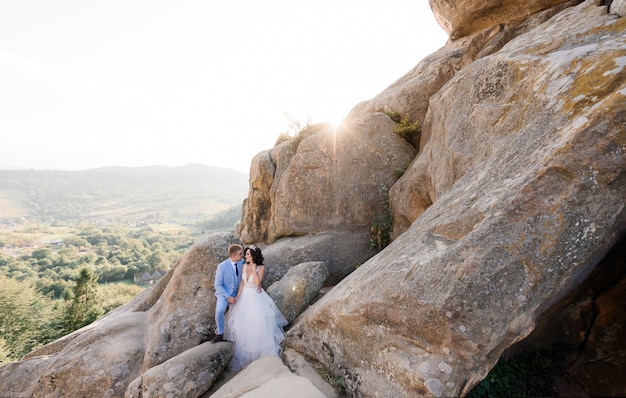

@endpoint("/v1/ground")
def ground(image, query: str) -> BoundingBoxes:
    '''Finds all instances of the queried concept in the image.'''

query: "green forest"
[0,165,247,364]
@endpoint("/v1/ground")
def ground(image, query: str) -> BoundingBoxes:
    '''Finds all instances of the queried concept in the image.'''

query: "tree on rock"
[63,266,104,331]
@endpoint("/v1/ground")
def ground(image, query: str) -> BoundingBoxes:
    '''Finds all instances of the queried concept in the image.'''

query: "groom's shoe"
[211,334,225,343]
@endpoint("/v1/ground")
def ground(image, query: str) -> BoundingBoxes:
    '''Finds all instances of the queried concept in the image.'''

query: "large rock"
[285,1,626,396]
[391,0,625,239]
[0,355,51,397]
[239,114,417,244]
[20,312,145,397]
[125,342,232,398]
[429,0,575,39]
[267,261,329,323]
[260,231,375,286]
[238,149,278,243]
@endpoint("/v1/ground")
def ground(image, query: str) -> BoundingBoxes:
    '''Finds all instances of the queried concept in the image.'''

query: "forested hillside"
[0,164,248,224]
[0,164,249,363]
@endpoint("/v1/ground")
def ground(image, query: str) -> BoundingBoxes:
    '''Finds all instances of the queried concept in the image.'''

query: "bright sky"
[0,1,447,174]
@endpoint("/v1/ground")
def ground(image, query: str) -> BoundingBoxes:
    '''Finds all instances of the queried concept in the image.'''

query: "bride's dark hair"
[245,246,264,265]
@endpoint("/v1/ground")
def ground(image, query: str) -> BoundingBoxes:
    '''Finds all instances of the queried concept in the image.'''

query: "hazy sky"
[0,1,447,174]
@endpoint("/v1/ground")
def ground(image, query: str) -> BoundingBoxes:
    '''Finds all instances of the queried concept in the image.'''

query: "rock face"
[285,1,626,396]
[125,342,232,398]
[612,0,626,15]
[391,0,622,239]
[239,114,417,244]
[267,261,329,323]
[260,232,375,286]
[429,0,574,39]
[1,1,625,397]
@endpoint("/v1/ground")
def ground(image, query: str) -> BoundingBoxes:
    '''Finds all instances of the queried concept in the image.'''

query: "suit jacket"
[214,258,243,300]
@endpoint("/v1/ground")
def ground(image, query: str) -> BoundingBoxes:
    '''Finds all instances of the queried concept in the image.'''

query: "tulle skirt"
[224,285,288,370]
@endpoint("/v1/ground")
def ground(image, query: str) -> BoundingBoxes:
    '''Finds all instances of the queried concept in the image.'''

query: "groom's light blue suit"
[214,258,243,335]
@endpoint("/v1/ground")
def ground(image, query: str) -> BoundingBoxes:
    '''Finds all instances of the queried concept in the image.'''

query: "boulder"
[125,342,232,398]
[267,261,329,323]
[239,114,417,244]
[0,354,58,398]
[238,149,276,243]
[34,312,146,397]
[260,231,375,286]
[429,0,575,39]
[391,0,626,239]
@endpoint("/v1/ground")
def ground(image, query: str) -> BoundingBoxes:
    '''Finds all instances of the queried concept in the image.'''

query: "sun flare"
[327,117,345,130]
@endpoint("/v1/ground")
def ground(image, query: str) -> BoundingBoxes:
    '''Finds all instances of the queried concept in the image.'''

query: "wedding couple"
[212,244,288,370]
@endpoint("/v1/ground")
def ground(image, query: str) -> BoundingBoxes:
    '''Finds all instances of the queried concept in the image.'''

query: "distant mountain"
[0,164,249,224]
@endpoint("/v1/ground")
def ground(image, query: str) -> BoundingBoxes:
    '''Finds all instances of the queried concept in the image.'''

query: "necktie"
[234,263,238,277]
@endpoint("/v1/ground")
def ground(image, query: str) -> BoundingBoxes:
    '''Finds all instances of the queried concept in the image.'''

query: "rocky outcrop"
[239,113,417,244]
[1,1,625,397]
[349,0,581,151]
[429,0,574,39]
[285,1,626,396]
[391,0,624,239]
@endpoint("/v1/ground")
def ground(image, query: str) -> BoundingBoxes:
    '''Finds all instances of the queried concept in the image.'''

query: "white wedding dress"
[224,264,288,370]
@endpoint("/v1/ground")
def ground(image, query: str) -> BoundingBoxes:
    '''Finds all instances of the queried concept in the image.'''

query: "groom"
[212,244,244,343]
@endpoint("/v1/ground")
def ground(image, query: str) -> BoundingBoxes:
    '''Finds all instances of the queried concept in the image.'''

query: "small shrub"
[274,132,292,146]
[379,108,402,123]
[316,365,347,396]
[293,124,318,144]
[274,114,313,147]
[394,114,420,141]
[378,108,421,142]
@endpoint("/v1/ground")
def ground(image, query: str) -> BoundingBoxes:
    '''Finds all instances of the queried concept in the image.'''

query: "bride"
[224,246,288,370]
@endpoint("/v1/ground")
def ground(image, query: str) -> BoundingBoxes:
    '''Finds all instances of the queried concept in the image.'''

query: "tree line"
[1,223,194,298]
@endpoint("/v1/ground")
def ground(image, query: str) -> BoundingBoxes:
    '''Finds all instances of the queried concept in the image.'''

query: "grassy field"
[0,188,29,218]
[0,225,75,251]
